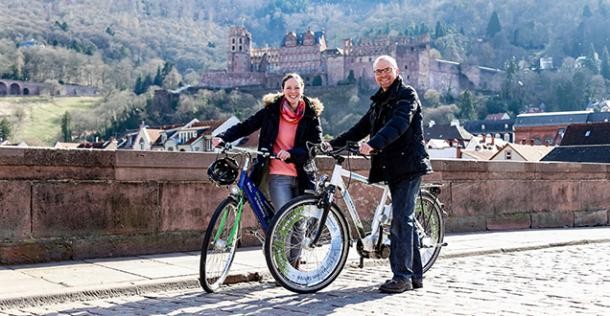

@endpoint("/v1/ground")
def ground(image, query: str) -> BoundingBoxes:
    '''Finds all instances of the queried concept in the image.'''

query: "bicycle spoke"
[200,198,241,292]
[266,196,349,293]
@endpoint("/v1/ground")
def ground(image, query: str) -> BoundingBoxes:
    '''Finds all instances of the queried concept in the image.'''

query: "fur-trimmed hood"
[261,92,324,117]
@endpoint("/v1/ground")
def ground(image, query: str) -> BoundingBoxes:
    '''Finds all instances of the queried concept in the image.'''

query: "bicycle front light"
[230,185,240,196]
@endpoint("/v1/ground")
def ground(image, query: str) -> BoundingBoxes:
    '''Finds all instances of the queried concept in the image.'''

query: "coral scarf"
[281,97,305,124]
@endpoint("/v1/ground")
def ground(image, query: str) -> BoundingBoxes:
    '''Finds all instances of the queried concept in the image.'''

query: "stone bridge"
[0,147,608,264]
[0,79,44,96]
[0,79,96,96]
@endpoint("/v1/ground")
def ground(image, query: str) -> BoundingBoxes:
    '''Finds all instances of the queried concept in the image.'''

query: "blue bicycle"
[199,143,276,293]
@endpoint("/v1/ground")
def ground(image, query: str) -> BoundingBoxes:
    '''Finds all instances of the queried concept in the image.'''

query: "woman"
[212,73,323,210]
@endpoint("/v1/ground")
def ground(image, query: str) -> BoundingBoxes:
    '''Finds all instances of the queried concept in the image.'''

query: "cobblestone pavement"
[2,243,609,316]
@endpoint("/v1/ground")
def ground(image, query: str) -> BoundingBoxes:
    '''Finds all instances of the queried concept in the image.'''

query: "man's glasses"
[374,67,394,75]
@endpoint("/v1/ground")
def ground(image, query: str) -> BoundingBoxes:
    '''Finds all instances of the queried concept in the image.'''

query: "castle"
[200,26,503,94]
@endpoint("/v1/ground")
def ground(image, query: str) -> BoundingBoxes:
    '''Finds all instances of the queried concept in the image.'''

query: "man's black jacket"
[330,76,432,184]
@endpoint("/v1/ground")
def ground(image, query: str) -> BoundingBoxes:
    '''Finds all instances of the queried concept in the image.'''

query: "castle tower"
[394,34,431,91]
[228,26,252,73]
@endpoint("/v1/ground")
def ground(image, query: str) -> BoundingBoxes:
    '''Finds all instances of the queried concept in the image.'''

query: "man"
[326,55,432,293]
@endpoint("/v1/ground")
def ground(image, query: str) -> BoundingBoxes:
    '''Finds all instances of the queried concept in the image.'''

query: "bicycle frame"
[235,155,275,231]
[215,146,276,246]
[328,163,389,241]
[322,154,444,260]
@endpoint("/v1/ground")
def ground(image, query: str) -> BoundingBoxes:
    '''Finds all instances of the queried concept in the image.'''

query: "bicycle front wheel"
[416,191,444,273]
[265,196,350,294]
[199,197,241,293]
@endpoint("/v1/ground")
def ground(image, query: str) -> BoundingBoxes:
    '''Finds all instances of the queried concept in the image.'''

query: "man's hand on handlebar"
[212,137,224,148]
[359,143,374,155]
[320,141,333,153]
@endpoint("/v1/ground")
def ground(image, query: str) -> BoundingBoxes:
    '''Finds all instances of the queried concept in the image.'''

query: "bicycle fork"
[308,185,336,247]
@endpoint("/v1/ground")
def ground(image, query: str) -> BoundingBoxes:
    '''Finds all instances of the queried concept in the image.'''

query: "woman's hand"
[276,149,291,161]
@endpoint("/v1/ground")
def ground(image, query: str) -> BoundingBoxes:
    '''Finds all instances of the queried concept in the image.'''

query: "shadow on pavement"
[49,280,407,315]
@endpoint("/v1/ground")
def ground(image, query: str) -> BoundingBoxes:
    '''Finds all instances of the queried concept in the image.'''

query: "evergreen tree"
[584,43,600,74]
[347,70,356,83]
[134,75,143,94]
[583,4,593,17]
[601,46,610,80]
[458,90,477,120]
[600,0,608,17]
[435,21,447,38]
[153,66,163,86]
[162,62,173,77]
[61,111,72,142]
[486,11,502,38]
[0,118,11,142]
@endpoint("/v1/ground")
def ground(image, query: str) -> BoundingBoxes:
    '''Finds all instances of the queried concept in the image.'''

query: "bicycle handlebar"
[216,142,277,159]
[308,141,370,160]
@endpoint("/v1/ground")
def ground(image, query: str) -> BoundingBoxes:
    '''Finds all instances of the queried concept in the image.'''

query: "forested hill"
[1,0,608,88]
[1,0,609,144]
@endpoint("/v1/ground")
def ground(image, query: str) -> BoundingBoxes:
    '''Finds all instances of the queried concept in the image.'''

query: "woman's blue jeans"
[269,174,301,265]
[388,175,423,282]
[268,174,298,211]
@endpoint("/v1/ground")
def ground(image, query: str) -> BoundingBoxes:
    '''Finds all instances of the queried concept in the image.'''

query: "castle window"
[405,65,408,70]
[232,45,235,51]
[239,38,242,44]
[232,38,235,44]
[411,47,414,52]
[239,45,242,51]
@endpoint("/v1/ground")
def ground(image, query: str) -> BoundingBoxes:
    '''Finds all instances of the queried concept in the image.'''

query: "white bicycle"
[264,143,446,293]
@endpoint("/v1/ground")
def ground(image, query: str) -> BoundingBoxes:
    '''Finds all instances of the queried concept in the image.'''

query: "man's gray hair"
[373,55,398,69]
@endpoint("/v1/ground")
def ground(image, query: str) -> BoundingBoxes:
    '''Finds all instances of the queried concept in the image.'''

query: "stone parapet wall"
[0,148,608,264]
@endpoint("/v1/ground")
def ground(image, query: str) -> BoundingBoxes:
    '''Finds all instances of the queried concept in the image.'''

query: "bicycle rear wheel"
[416,191,444,273]
[199,197,241,293]
[265,196,350,294]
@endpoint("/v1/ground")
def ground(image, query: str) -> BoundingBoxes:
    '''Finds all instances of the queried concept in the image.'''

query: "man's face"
[373,59,398,91]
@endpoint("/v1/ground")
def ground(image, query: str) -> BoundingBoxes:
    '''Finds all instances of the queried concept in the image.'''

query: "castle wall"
[200,71,265,89]
[325,56,345,85]
[278,45,322,74]
[428,60,463,95]
[479,68,503,91]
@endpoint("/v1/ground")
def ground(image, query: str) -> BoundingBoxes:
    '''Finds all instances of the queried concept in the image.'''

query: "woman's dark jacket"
[217,92,324,193]
[330,76,432,184]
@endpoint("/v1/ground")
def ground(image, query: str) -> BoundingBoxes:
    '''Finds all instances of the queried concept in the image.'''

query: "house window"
[505,150,512,160]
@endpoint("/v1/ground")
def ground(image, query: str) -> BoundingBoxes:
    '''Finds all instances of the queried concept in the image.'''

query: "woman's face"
[282,77,303,106]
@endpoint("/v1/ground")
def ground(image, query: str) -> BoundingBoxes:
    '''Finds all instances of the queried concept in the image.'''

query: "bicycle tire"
[416,191,444,273]
[199,197,241,293]
[265,195,350,294]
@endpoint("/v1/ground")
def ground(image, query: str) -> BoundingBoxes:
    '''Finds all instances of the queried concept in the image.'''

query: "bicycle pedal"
[246,228,264,244]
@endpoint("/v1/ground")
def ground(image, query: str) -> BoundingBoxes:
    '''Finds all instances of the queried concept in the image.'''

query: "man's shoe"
[412,278,423,289]
[379,279,413,293]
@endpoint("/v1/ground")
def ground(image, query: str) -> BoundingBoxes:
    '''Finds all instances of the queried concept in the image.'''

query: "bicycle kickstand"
[359,256,364,268]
